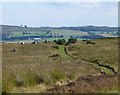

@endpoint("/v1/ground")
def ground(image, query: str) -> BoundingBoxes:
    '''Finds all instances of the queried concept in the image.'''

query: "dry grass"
[67,38,118,71]
[2,38,119,93]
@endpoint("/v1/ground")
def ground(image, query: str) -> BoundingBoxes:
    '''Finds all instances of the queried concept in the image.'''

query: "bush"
[68,38,77,44]
[56,39,66,45]
[53,40,57,43]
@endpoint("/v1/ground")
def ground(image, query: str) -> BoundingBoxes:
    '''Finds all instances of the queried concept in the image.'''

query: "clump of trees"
[55,39,66,45]
[54,38,77,45]
[68,38,77,44]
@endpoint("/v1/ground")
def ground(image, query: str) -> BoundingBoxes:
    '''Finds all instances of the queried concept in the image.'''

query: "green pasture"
[48,29,89,38]
[8,31,48,37]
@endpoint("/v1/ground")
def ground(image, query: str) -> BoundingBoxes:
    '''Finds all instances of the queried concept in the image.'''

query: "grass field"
[8,31,47,37]
[67,38,118,71]
[2,37,119,93]
[48,29,88,38]
[8,29,89,39]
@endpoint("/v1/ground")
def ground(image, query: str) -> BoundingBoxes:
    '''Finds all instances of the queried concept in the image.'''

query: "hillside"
[1,25,118,41]
[2,37,119,93]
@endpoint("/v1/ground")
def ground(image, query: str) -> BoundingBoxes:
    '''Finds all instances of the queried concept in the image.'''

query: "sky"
[0,1,119,27]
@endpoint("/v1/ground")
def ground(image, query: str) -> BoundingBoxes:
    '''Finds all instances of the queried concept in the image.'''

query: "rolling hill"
[0,25,118,41]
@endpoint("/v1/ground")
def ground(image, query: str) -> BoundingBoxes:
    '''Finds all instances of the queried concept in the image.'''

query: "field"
[48,29,89,37]
[8,31,47,37]
[2,37,119,93]
[1,25,118,42]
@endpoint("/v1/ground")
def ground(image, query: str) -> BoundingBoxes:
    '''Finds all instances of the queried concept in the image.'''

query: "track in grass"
[57,45,70,59]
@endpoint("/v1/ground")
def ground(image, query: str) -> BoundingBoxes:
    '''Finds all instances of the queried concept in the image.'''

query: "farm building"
[34,38,41,42]
[32,38,41,44]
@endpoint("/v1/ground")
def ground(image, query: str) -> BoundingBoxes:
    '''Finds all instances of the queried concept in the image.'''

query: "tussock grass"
[51,70,66,81]
[2,38,119,93]
[67,38,118,71]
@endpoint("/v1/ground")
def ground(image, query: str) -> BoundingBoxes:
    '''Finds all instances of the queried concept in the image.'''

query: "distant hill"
[1,25,118,33]
[0,25,118,41]
[1,25,50,36]
[57,26,118,32]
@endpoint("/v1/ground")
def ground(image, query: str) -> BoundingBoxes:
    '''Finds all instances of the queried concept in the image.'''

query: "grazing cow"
[82,39,88,42]
[20,42,25,44]
[32,41,38,44]
[82,39,86,42]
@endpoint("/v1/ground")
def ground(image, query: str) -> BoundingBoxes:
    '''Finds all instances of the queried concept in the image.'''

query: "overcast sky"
[1,1,118,27]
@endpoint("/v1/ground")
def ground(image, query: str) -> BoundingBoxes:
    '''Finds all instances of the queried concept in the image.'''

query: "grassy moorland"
[2,37,119,93]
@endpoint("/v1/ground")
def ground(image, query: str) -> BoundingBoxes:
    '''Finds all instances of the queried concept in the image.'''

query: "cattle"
[20,42,25,44]
[82,39,88,42]
[32,41,38,44]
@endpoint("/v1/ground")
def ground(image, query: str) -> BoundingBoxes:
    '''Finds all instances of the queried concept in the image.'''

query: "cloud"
[1,2,118,27]
[1,0,119,2]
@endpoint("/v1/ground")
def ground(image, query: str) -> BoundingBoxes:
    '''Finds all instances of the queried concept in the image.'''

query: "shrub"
[56,39,66,45]
[53,40,57,43]
[68,38,77,44]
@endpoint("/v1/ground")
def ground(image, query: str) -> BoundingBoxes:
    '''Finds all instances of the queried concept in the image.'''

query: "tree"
[23,32,25,35]
[56,39,66,45]
[20,25,23,27]
[53,40,57,43]
[68,38,77,44]
[60,35,64,38]
[50,33,52,35]
[24,25,27,28]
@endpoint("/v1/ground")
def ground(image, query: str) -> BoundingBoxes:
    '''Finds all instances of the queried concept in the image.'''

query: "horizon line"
[0,24,118,28]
